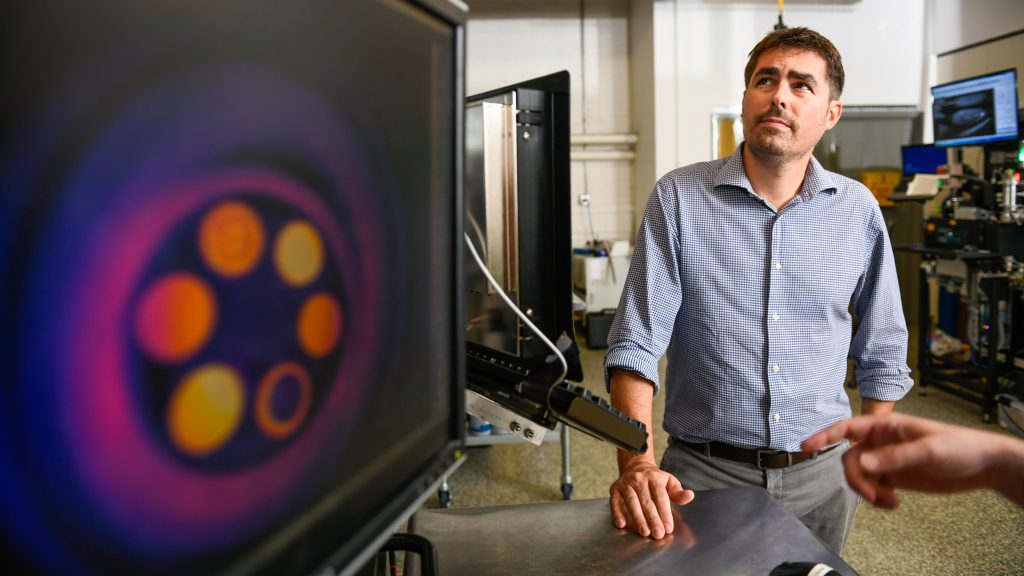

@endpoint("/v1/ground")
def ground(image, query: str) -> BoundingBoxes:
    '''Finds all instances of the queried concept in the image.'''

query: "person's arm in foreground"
[803,413,1024,508]
[608,368,694,539]
[848,208,915,415]
[860,398,894,417]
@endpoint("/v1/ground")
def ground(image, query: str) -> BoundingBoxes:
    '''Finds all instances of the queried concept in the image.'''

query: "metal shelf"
[438,424,573,507]
[465,426,561,447]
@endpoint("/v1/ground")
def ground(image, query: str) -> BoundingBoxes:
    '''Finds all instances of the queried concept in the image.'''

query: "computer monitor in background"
[462,72,647,454]
[931,68,1020,147]
[0,1,464,575]
[464,71,578,368]
[901,143,948,176]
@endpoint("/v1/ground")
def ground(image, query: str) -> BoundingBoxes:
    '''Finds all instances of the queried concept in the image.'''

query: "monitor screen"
[931,68,1020,147]
[901,144,948,176]
[0,1,464,575]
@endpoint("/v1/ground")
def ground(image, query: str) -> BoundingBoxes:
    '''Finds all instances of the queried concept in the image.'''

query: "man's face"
[741,48,842,167]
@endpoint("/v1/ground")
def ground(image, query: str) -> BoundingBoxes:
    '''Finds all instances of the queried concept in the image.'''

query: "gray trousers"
[661,439,859,554]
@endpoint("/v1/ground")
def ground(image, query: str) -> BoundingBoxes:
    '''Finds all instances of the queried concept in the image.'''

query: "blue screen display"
[901,144,948,176]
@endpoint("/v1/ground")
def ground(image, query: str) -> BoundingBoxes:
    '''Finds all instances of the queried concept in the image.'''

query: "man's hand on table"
[609,460,694,539]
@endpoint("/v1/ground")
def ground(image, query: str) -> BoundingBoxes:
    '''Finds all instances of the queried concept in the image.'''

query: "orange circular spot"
[255,362,312,440]
[134,272,217,363]
[274,220,324,287]
[167,364,245,456]
[297,292,342,358]
[199,200,265,278]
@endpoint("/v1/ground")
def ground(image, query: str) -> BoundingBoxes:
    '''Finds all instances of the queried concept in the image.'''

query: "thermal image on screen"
[0,3,455,573]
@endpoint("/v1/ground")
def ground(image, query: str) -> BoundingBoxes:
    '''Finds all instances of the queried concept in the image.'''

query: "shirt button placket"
[767,216,783,433]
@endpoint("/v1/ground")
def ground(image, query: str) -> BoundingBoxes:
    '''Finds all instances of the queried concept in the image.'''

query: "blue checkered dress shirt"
[605,146,914,452]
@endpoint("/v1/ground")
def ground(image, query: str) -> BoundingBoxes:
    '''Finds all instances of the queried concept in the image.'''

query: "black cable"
[578,0,597,246]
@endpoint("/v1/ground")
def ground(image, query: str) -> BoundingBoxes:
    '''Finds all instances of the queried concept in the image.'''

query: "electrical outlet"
[578,193,592,207]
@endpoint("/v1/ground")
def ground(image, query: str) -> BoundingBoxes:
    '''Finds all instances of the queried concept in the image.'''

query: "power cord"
[463,233,568,415]
[585,199,598,247]
[579,0,599,247]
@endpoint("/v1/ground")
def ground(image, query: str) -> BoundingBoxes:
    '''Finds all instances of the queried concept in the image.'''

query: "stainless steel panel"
[412,486,857,576]
[465,98,520,355]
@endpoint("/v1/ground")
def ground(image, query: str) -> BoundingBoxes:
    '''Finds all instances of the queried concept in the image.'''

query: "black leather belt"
[673,438,839,469]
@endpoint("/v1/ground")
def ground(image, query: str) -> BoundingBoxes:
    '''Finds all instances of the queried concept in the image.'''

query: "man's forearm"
[609,368,657,471]
[861,398,895,416]
[990,434,1024,507]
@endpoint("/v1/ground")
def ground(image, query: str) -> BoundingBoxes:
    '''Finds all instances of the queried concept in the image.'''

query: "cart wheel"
[561,483,573,501]
[438,490,452,509]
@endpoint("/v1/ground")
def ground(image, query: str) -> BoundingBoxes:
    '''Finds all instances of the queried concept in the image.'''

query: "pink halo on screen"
[61,168,383,552]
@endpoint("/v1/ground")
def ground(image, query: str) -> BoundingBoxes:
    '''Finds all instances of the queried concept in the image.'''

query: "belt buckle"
[755,449,791,469]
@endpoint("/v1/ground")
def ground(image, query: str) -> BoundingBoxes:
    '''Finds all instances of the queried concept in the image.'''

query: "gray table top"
[412,486,857,575]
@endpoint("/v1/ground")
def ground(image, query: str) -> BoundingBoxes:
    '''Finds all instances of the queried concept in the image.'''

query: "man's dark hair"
[744,27,844,101]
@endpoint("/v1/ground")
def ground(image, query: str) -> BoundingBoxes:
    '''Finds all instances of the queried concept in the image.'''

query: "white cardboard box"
[573,253,630,313]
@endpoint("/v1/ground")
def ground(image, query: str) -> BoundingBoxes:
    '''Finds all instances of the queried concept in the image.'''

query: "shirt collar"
[713,143,840,201]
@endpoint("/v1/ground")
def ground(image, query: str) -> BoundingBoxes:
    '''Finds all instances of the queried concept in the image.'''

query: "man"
[604,27,914,553]
[803,413,1024,509]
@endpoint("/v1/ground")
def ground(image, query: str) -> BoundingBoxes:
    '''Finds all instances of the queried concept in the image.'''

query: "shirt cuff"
[604,343,662,395]
[857,373,915,402]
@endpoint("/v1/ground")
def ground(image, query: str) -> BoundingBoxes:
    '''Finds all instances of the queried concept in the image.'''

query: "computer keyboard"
[465,342,648,453]
[466,343,532,378]
[548,381,648,453]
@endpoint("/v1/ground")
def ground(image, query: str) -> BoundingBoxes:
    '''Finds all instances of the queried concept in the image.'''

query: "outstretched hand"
[609,461,694,539]
[803,413,1024,508]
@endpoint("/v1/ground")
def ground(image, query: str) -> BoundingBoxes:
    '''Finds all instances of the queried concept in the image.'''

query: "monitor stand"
[352,533,436,576]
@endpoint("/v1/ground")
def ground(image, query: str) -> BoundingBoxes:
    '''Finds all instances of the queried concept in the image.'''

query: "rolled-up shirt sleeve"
[604,181,682,395]
[849,206,915,401]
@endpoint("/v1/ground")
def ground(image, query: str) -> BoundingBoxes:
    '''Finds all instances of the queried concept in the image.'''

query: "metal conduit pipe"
[570,150,636,161]
[570,133,638,146]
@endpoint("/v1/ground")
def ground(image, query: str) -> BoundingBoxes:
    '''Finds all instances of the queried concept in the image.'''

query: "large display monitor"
[0,1,465,575]
[931,68,1020,147]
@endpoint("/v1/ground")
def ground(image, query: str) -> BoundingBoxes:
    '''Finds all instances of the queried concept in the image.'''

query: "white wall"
[465,0,635,248]
[932,0,1024,55]
[936,32,1024,97]
[659,0,926,176]
[930,0,1024,103]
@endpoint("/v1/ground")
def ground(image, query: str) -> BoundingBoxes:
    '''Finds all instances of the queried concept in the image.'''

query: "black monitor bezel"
[463,71,580,380]
[298,1,467,574]
[207,1,466,574]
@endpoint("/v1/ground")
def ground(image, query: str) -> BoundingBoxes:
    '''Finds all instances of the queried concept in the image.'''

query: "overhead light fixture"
[775,0,787,29]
